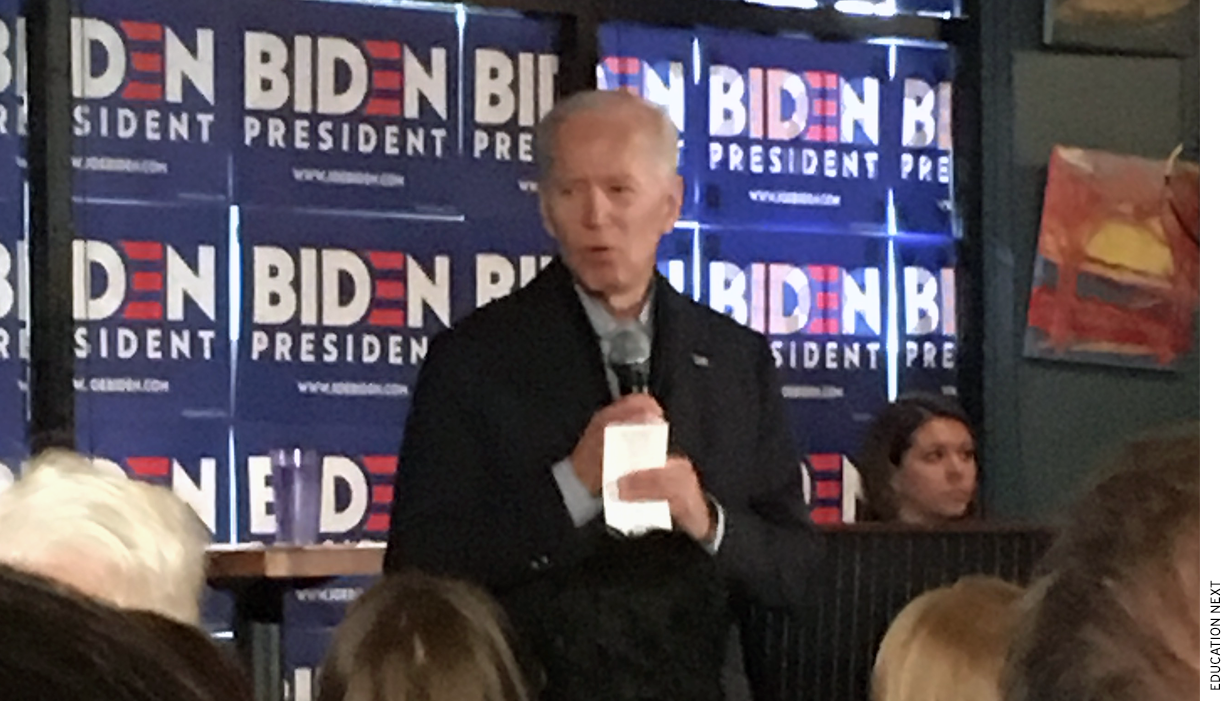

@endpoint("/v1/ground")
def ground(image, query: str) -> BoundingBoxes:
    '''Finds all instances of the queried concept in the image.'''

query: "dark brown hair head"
[855,393,975,522]
[1003,426,1200,701]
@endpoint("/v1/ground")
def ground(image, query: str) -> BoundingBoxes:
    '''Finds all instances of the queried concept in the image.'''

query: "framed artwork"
[1044,0,1199,56]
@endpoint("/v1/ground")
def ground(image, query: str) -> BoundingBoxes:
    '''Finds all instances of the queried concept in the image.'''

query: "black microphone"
[608,327,651,396]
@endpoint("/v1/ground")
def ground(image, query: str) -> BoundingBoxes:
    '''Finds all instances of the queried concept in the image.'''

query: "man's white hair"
[535,90,679,179]
[0,449,208,624]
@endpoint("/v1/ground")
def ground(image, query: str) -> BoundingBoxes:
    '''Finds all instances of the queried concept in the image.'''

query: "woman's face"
[891,417,977,525]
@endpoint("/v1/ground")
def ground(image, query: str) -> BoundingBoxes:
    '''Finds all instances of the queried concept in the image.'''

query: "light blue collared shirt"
[551,284,726,553]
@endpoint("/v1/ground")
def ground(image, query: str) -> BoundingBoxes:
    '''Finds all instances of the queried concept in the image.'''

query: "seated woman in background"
[855,393,978,524]
[872,576,1024,701]
[317,571,534,701]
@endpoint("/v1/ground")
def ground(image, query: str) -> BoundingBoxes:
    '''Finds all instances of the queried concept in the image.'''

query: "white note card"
[602,421,672,536]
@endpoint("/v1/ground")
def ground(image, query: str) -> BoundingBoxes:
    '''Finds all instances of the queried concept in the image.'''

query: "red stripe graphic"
[372,485,395,504]
[364,98,400,116]
[366,251,404,271]
[372,70,401,91]
[121,21,162,42]
[814,481,842,500]
[375,280,404,301]
[365,512,391,533]
[122,82,163,101]
[364,455,398,475]
[808,265,840,283]
[808,453,842,472]
[131,272,163,292]
[124,302,163,320]
[127,456,170,477]
[131,52,162,73]
[810,506,841,525]
[122,241,163,261]
[815,291,839,310]
[603,56,640,74]
[367,308,405,328]
[364,40,400,61]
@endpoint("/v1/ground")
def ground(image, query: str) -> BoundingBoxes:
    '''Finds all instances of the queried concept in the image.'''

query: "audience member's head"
[541,531,730,701]
[0,448,208,624]
[0,563,241,701]
[856,393,978,524]
[1003,427,1199,701]
[318,571,533,701]
[126,609,253,701]
[872,576,1024,701]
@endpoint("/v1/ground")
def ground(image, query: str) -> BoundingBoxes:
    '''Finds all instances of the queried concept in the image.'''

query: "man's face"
[540,109,682,303]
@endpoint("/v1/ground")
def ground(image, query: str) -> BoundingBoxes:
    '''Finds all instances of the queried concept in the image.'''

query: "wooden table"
[208,544,386,701]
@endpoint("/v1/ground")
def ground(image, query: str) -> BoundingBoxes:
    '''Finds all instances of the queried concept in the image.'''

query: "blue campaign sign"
[281,575,378,700]
[0,1,19,204]
[700,229,888,458]
[233,0,462,215]
[459,10,560,222]
[599,22,701,220]
[234,421,401,544]
[697,29,889,234]
[60,0,233,202]
[656,227,699,301]
[73,201,229,422]
[235,207,555,427]
[78,416,232,543]
[0,195,23,465]
[886,44,955,236]
[893,236,959,398]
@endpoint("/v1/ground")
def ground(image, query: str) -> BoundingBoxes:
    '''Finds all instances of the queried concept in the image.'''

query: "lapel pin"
[692,353,710,368]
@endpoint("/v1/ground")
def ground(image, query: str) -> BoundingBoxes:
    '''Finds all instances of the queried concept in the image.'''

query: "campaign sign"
[0,0,20,203]
[0,194,23,467]
[235,207,556,427]
[699,229,888,458]
[234,421,400,544]
[656,227,699,301]
[0,0,234,202]
[460,10,559,222]
[885,44,955,236]
[698,29,889,234]
[893,236,959,398]
[72,201,229,422]
[599,22,701,219]
[78,416,232,543]
[200,584,235,637]
[234,0,462,215]
[281,576,378,701]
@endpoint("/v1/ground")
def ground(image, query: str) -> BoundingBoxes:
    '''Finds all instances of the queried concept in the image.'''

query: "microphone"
[608,327,651,396]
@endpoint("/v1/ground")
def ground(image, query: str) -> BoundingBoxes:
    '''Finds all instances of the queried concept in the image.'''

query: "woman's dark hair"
[855,393,974,522]
[0,563,239,701]
[126,609,253,701]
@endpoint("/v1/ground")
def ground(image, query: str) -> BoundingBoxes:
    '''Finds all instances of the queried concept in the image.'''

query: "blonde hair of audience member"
[872,576,1024,701]
[1002,427,1199,701]
[0,449,208,624]
[318,571,533,701]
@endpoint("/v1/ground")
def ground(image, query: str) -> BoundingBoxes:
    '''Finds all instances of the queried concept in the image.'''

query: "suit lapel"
[526,261,612,455]
[649,275,708,464]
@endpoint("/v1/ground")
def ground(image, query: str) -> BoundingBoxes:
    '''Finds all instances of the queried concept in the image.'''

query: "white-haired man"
[0,449,208,624]
[386,90,820,699]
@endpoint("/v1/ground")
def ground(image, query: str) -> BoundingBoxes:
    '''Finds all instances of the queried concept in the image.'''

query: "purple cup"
[270,448,323,545]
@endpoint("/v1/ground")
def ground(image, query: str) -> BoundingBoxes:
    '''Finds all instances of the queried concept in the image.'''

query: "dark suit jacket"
[384,259,819,666]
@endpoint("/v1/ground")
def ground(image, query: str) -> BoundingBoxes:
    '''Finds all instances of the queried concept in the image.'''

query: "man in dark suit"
[385,90,818,698]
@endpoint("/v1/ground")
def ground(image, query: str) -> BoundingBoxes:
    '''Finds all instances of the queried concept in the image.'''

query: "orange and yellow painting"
[1024,145,1199,369]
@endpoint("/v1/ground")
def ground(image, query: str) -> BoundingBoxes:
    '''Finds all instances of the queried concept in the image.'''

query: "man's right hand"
[570,394,665,495]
